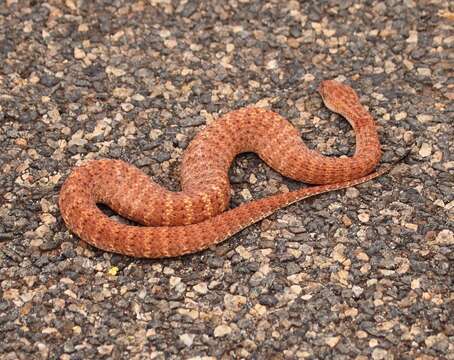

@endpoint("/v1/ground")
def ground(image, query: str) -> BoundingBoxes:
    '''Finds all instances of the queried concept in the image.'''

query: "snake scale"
[59,80,385,258]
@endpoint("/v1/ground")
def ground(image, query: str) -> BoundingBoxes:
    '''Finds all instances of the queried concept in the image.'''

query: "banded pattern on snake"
[59,80,384,258]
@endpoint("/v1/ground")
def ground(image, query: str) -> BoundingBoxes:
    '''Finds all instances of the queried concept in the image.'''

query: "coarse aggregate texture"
[0,0,453,359]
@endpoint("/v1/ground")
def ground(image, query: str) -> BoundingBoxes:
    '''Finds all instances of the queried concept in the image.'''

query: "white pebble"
[419,143,432,157]
[266,59,278,70]
[214,324,232,337]
[179,333,195,347]
[193,283,208,294]
[358,212,370,223]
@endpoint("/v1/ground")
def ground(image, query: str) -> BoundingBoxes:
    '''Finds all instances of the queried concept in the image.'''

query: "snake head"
[318,80,360,115]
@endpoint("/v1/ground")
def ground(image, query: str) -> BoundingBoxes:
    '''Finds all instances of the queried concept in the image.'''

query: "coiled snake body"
[59,80,384,258]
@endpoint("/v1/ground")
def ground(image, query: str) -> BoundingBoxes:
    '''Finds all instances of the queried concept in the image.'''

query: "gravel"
[0,0,453,359]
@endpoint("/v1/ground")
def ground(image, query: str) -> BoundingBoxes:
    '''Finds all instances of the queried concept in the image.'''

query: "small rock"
[266,59,278,70]
[410,278,421,289]
[331,244,346,263]
[164,38,178,48]
[384,60,396,74]
[40,73,59,87]
[346,187,360,199]
[106,66,126,77]
[416,114,433,123]
[325,336,340,348]
[214,324,232,337]
[352,285,364,297]
[226,43,235,53]
[36,343,49,359]
[425,333,449,351]
[179,333,195,347]
[153,151,171,163]
[34,224,50,238]
[369,339,379,347]
[434,229,453,245]
[342,215,352,227]
[121,103,134,112]
[132,94,145,101]
[406,30,418,44]
[48,108,61,122]
[251,303,267,317]
[290,285,302,295]
[149,129,163,140]
[40,236,61,250]
[68,130,88,147]
[113,87,133,98]
[193,283,208,294]
[358,212,370,223]
[241,188,252,200]
[159,29,171,38]
[249,174,257,184]
[107,266,119,276]
[371,348,387,360]
[419,143,432,157]
[224,294,247,312]
[30,238,43,247]
[356,330,368,339]
[356,251,369,262]
[344,307,358,317]
[287,38,301,48]
[97,345,114,355]
[255,98,272,108]
[394,112,407,120]
[236,245,252,260]
[180,1,198,17]
[74,48,86,59]
[181,116,205,127]
[169,276,181,288]
[417,67,431,77]
[258,294,278,306]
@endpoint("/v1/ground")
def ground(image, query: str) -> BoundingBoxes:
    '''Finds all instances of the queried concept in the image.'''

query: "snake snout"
[318,80,359,109]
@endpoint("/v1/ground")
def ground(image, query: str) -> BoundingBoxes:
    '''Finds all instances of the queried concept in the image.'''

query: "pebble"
[416,114,433,123]
[325,336,340,348]
[121,103,134,112]
[346,187,360,199]
[417,68,431,77]
[106,66,126,77]
[224,294,247,312]
[358,212,370,223]
[214,324,232,338]
[179,333,195,347]
[193,283,208,294]
[113,87,133,98]
[410,278,421,289]
[434,229,453,245]
[371,348,388,360]
[236,245,252,260]
[419,143,432,157]
[352,286,364,297]
[97,345,114,355]
[240,188,252,200]
[394,112,407,121]
[266,60,278,70]
[425,333,449,351]
[74,48,86,59]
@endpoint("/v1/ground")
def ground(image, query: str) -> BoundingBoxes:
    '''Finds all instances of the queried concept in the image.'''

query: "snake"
[59,80,385,258]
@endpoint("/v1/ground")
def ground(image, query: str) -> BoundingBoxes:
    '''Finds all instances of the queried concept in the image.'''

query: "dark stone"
[40,73,60,87]
[153,150,171,163]
[180,1,198,17]
[258,294,278,306]
[180,116,205,127]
